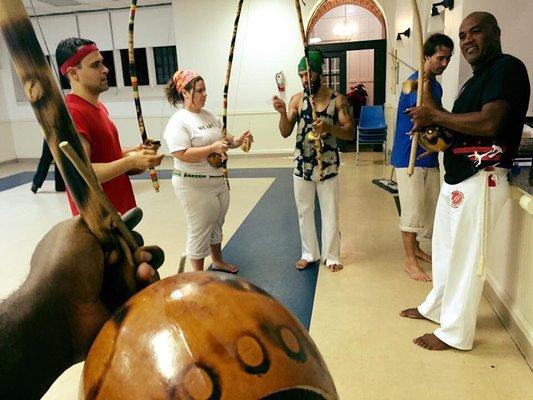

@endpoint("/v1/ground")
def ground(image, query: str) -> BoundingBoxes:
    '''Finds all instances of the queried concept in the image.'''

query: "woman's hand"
[231,130,254,148]
[210,140,229,155]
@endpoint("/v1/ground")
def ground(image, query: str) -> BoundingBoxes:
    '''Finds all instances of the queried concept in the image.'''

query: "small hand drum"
[417,125,453,153]
[81,272,338,399]
[207,152,224,168]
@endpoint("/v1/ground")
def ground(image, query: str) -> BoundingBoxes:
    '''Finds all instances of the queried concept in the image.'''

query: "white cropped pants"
[172,175,230,259]
[293,175,341,266]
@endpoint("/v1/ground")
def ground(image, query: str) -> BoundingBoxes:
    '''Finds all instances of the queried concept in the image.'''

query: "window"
[120,48,149,86]
[153,46,178,85]
[323,57,341,92]
[96,50,116,87]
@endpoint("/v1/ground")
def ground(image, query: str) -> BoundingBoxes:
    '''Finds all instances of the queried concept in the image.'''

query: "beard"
[90,79,109,95]
[303,76,321,95]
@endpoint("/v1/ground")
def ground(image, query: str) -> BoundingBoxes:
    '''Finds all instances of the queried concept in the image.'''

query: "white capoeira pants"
[293,175,341,266]
[172,175,229,259]
[418,168,510,350]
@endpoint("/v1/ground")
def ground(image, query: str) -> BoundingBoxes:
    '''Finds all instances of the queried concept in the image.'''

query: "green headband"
[298,50,323,74]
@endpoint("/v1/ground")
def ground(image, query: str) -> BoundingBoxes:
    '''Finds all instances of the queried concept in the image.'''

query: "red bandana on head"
[59,44,99,76]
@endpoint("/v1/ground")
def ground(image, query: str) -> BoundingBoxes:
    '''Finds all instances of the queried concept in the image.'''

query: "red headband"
[59,44,99,76]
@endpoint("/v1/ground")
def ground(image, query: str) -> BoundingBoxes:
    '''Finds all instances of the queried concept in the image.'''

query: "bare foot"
[327,264,344,272]
[327,264,343,272]
[212,262,239,274]
[413,333,452,350]
[405,258,432,282]
[399,308,428,320]
[415,247,432,263]
[295,259,310,270]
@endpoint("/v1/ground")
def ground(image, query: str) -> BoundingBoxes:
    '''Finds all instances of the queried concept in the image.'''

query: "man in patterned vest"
[273,50,354,272]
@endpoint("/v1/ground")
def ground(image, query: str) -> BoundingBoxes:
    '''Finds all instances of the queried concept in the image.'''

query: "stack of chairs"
[356,105,388,164]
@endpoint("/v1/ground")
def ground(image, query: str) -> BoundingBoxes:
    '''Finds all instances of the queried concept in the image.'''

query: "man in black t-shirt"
[399,12,530,351]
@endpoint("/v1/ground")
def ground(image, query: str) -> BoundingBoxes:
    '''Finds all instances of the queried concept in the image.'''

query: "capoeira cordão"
[400,12,530,350]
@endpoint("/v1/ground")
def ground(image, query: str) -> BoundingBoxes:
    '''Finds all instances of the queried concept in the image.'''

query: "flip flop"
[211,265,239,274]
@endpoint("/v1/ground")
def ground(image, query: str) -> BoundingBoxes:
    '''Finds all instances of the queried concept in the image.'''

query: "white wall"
[0,4,178,160]
[0,38,15,163]
[1,0,531,161]
[485,189,533,368]
[172,0,323,154]
[459,0,533,116]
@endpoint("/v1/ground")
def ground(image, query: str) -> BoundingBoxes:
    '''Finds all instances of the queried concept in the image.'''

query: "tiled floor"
[1,154,531,399]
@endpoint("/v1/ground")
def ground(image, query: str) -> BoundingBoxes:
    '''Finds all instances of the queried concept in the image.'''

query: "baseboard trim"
[225,150,294,157]
[0,158,19,167]
[484,276,533,370]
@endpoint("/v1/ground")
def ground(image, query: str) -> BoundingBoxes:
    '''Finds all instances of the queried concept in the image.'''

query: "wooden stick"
[407,0,424,176]
[128,0,160,192]
[0,0,145,300]
[295,0,323,179]
[59,142,138,250]
[0,0,121,246]
[219,0,245,190]
[388,51,417,72]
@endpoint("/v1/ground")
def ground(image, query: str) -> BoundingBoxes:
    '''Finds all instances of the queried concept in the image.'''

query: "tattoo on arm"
[340,96,354,123]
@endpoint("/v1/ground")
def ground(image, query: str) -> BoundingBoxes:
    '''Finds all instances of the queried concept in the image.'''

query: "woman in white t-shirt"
[163,69,253,273]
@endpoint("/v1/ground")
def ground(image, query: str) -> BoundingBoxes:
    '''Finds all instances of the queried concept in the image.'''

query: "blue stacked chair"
[356,105,388,164]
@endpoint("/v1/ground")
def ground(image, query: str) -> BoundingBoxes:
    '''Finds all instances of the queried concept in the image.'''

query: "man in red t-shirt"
[55,37,163,215]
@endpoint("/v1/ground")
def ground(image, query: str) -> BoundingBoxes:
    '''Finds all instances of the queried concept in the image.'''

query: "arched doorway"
[307,0,386,39]
[307,0,387,107]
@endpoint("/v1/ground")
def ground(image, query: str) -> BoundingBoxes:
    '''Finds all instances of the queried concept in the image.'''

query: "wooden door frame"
[309,39,386,104]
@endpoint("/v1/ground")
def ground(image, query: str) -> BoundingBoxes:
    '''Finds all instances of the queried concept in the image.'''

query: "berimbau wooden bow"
[0,0,140,302]
[128,0,160,192]
[294,0,323,179]
[407,0,424,176]
[219,0,245,189]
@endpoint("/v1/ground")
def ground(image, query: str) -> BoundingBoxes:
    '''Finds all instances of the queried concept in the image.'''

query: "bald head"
[463,12,500,35]
[459,12,502,70]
